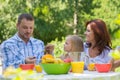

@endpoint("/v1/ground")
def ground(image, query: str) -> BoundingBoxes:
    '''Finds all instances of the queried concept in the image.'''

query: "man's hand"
[25,56,36,64]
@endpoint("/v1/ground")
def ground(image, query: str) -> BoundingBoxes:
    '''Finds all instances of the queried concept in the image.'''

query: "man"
[1,13,44,69]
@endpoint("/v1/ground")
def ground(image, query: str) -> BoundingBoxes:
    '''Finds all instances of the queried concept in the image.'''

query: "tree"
[0,0,120,48]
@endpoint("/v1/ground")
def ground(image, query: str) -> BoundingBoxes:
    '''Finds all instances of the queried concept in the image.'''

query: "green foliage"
[115,14,120,25]
[0,0,32,43]
[80,0,120,48]
[33,0,75,44]
[112,14,120,48]
[0,2,17,43]
[0,0,120,49]
[49,37,65,57]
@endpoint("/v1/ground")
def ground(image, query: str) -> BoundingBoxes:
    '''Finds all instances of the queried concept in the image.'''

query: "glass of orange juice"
[87,63,95,71]
[71,61,84,73]
[35,65,42,73]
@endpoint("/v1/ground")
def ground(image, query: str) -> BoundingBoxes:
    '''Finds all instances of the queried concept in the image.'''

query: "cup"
[87,63,95,71]
[35,65,42,73]
[71,61,84,73]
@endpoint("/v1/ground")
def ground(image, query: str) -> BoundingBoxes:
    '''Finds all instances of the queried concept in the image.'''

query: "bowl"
[19,64,35,70]
[40,63,71,74]
[95,63,112,73]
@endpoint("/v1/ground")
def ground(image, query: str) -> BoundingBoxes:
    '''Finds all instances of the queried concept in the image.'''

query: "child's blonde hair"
[66,35,83,52]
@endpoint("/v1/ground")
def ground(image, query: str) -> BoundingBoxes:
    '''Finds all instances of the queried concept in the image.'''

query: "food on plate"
[3,66,22,77]
[3,66,44,79]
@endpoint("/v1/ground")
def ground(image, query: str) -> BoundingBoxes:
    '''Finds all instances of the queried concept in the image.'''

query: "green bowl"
[40,63,71,74]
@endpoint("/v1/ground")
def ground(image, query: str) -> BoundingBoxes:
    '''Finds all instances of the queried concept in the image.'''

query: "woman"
[61,35,84,61]
[83,19,113,69]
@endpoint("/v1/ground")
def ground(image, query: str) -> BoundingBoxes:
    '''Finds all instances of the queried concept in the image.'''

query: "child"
[61,35,84,61]
[44,43,54,55]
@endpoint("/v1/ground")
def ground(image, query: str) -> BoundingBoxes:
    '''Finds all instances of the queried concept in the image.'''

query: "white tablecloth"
[1,70,120,80]
[43,71,120,80]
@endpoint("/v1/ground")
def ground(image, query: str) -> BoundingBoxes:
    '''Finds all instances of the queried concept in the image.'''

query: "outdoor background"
[0,0,120,56]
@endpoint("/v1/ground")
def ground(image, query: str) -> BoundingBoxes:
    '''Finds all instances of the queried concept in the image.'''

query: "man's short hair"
[17,13,34,24]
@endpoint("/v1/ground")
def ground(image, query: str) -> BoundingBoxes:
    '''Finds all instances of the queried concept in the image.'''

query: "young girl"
[61,35,84,61]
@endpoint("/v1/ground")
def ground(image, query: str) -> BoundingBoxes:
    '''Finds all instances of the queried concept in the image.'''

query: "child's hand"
[45,44,54,54]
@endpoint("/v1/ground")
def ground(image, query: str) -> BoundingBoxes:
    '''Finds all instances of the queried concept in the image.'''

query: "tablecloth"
[1,70,120,80]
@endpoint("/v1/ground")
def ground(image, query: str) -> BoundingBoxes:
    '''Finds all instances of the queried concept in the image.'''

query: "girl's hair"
[66,35,83,52]
[85,19,112,55]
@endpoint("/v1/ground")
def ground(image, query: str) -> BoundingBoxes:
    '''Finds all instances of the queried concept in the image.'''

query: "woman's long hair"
[85,19,112,55]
